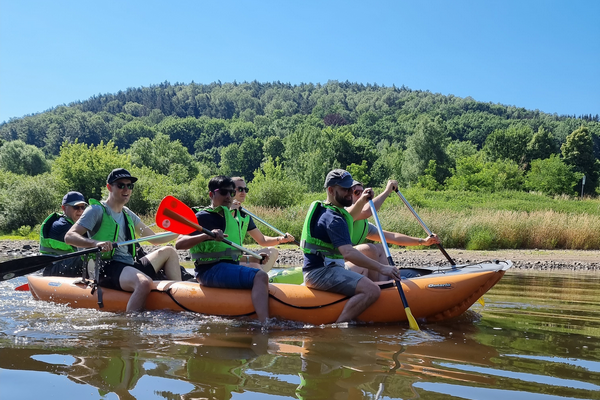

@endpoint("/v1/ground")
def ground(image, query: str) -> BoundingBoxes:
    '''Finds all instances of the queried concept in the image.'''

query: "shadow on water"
[1,270,600,399]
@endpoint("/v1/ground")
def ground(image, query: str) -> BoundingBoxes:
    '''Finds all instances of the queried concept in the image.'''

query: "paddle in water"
[395,189,456,267]
[1,232,176,283]
[155,195,263,260]
[368,199,420,331]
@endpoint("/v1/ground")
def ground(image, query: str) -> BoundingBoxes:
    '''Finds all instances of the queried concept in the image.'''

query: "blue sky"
[1,0,598,124]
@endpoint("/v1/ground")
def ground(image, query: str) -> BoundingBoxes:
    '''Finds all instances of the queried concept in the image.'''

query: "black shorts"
[97,257,156,291]
[42,258,85,278]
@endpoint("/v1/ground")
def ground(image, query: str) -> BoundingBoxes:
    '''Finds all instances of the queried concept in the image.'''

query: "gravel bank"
[3,240,599,272]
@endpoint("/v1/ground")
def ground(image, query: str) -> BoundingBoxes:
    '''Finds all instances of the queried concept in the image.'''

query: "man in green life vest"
[301,169,403,323]
[175,176,270,323]
[65,168,182,312]
[40,191,88,277]
[345,180,441,281]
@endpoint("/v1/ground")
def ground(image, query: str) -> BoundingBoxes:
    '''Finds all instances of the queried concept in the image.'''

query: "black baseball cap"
[324,169,355,188]
[107,168,138,185]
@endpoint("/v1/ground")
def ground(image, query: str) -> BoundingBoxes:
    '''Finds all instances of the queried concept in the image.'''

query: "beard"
[334,191,352,207]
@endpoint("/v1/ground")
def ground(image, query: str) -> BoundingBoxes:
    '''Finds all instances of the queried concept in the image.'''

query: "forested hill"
[2,81,598,154]
[0,81,599,200]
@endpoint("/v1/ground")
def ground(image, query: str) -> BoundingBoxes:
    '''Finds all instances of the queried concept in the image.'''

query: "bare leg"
[145,246,182,280]
[239,247,279,273]
[346,243,388,281]
[119,266,153,312]
[336,277,380,323]
[251,270,270,322]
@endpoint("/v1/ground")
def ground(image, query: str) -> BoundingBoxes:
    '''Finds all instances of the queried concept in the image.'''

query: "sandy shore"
[3,240,599,272]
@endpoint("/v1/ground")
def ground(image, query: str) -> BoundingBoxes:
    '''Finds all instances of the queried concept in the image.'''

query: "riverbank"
[3,240,600,271]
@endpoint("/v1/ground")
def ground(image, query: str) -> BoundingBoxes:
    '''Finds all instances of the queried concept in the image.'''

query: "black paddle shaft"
[0,232,176,282]
[0,247,102,282]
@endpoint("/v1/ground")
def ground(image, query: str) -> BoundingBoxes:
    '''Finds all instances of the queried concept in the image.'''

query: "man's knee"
[159,246,178,258]
[136,276,153,293]
[355,278,381,301]
[253,270,269,286]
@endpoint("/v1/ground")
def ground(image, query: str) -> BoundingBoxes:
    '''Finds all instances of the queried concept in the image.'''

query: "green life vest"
[232,209,251,239]
[300,201,353,260]
[39,212,77,255]
[351,219,369,246]
[89,199,136,260]
[190,206,243,264]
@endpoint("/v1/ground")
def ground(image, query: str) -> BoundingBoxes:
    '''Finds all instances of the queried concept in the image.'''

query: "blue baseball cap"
[62,191,87,206]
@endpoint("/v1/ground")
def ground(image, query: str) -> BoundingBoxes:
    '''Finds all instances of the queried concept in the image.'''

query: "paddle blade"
[15,283,30,291]
[0,255,55,281]
[156,196,197,235]
[477,297,485,307]
[405,307,421,331]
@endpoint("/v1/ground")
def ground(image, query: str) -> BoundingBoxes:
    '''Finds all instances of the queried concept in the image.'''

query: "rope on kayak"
[267,281,395,310]
[149,281,396,315]
[156,287,257,318]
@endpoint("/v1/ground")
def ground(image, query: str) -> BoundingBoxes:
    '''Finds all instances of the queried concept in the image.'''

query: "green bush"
[525,155,583,196]
[247,158,305,208]
[52,141,131,200]
[0,173,62,232]
[16,225,32,236]
[466,226,497,250]
[0,140,50,176]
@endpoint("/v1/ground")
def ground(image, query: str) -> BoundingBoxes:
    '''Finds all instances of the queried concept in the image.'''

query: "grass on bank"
[2,189,600,250]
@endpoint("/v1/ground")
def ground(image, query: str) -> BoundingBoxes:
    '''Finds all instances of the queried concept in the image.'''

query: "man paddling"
[230,176,295,272]
[40,191,88,277]
[175,176,270,323]
[300,169,403,323]
[345,180,441,281]
[65,168,182,312]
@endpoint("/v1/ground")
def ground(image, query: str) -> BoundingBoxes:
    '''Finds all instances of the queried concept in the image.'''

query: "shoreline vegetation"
[2,188,600,251]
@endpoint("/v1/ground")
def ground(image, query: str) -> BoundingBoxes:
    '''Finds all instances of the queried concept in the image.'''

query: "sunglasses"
[337,186,354,193]
[214,188,236,197]
[236,187,250,193]
[353,189,364,196]
[113,182,135,190]
[70,205,87,211]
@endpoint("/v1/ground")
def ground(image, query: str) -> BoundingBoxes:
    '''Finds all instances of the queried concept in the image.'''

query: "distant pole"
[581,175,586,199]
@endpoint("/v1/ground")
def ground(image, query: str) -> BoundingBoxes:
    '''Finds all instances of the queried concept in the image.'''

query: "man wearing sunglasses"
[175,176,270,323]
[230,176,295,272]
[65,168,182,312]
[300,169,404,323]
[40,191,89,277]
[344,180,440,281]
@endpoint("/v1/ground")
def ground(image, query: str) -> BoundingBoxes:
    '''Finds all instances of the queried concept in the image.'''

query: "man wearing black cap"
[40,191,89,276]
[300,169,403,323]
[65,168,182,312]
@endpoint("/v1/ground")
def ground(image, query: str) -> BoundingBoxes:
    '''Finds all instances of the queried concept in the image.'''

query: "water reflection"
[1,271,600,399]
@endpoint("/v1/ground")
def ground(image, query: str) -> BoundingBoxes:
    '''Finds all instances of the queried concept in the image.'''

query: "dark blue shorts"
[196,262,259,290]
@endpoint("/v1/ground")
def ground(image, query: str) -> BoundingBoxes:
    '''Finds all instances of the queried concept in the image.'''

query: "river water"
[1,268,599,400]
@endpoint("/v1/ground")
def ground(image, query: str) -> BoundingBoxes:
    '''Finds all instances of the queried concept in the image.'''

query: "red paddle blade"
[15,283,29,291]
[156,196,198,235]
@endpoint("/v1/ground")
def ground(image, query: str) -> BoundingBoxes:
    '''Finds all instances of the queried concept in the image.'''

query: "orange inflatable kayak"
[27,261,511,325]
